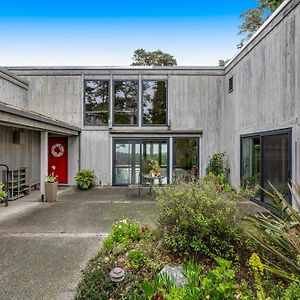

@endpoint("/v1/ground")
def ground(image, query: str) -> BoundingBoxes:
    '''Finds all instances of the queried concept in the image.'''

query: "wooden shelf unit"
[2,168,30,201]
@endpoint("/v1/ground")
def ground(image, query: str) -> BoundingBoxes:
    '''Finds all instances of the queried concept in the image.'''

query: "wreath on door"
[51,143,65,158]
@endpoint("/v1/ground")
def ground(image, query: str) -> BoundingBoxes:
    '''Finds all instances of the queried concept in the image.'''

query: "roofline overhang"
[0,102,81,135]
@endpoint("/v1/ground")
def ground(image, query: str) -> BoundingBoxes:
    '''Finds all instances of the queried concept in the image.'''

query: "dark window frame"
[229,76,233,93]
[112,137,170,186]
[240,128,292,205]
[173,137,200,179]
[141,80,168,127]
[83,79,110,126]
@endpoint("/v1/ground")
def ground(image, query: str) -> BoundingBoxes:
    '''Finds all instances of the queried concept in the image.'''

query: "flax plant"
[245,181,300,280]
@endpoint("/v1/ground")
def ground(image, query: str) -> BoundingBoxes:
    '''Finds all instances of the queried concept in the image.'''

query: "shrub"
[156,176,250,260]
[133,258,248,300]
[103,219,142,252]
[0,181,7,200]
[206,152,228,177]
[126,249,148,270]
[75,169,96,190]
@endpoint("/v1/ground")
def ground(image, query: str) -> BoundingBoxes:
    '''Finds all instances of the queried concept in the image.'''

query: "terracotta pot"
[45,182,58,202]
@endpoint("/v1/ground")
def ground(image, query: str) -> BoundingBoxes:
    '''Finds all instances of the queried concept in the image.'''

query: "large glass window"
[173,138,199,181]
[241,130,291,203]
[241,137,261,199]
[113,139,168,185]
[142,80,167,125]
[142,141,168,184]
[84,80,109,125]
[114,80,138,125]
[114,141,141,185]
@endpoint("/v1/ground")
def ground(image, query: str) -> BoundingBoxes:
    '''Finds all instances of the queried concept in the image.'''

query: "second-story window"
[142,80,167,125]
[114,80,138,125]
[84,80,109,125]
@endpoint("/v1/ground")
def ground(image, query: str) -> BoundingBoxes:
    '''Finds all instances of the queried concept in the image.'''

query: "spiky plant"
[245,181,300,280]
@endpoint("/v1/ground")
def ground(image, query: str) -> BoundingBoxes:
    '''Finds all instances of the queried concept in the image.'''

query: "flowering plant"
[0,181,7,200]
[46,165,58,183]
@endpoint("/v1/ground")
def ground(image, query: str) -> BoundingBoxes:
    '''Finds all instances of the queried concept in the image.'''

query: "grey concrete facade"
[0,0,299,203]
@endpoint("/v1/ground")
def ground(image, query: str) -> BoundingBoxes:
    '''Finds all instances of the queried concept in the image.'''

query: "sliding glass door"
[113,139,168,185]
[114,141,141,185]
[241,129,291,203]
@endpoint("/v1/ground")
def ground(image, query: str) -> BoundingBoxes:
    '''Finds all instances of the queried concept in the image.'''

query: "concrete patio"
[0,187,158,300]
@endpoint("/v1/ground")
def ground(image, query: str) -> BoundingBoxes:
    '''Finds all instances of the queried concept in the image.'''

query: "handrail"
[0,164,9,207]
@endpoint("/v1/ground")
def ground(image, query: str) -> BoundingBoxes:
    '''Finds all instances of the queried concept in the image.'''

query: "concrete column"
[40,131,48,200]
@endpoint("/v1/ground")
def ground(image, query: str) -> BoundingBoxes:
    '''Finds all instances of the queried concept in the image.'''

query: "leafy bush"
[126,249,148,270]
[103,219,142,252]
[206,152,228,177]
[0,181,7,200]
[156,176,251,260]
[281,281,300,300]
[75,169,96,190]
[133,258,252,300]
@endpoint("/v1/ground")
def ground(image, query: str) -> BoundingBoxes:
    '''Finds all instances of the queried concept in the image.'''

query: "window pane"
[143,81,167,125]
[241,137,261,199]
[84,80,109,125]
[115,141,141,185]
[142,141,168,184]
[173,138,199,181]
[263,134,289,204]
[114,81,138,125]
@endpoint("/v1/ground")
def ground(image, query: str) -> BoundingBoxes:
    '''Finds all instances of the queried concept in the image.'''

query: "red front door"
[48,137,68,184]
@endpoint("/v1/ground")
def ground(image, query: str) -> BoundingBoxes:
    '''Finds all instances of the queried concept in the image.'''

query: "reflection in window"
[143,81,167,125]
[241,137,261,199]
[84,80,109,125]
[114,81,138,125]
[173,138,199,181]
[142,141,168,184]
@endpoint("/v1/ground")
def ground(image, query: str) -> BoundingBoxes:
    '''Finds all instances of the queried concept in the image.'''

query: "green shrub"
[156,177,250,260]
[127,249,148,270]
[133,258,244,300]
[75,169,96,190]
[103,219,142,252]
[282,281,300,300]
[0,181,7,200]
[206,152,228,177]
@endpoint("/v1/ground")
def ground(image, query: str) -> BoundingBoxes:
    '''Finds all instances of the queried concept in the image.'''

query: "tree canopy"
[238,0,284,48]
[131,49,177,66]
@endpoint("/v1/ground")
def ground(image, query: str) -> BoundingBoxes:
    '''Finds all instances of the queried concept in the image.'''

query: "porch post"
[40,131,48,200]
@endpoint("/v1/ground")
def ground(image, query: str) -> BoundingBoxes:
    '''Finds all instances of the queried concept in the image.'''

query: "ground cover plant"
[76,176,300,299]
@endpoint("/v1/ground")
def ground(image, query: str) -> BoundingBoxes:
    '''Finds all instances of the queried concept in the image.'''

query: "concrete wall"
[80,130,111,185]
[0,73,28,108]
[222,0,300,188]
[23,76,82,127]
[169,75,222,174]
[0,125,40,183]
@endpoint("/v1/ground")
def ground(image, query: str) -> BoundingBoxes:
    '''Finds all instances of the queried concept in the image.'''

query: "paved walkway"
[0,187,158,300]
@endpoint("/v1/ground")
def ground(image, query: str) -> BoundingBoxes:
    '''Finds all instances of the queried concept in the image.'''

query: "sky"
[0,0,259,66]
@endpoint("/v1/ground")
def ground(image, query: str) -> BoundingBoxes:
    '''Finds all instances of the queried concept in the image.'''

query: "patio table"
[143,174,165,195]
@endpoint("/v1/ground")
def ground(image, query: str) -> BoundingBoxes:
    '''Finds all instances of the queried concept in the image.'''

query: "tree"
[131,49,177,66]
[238,0,284,48]
[218,59,230,67]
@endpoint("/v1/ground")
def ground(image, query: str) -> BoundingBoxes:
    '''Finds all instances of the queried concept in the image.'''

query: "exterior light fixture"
[109,267,125,283]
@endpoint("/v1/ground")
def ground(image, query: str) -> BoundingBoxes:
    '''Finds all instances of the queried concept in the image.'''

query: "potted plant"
[45,165,58,202]
[75,169,96,190]
[0,181,7,201]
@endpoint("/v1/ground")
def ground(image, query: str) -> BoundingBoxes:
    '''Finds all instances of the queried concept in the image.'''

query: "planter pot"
[45,182,58,202]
